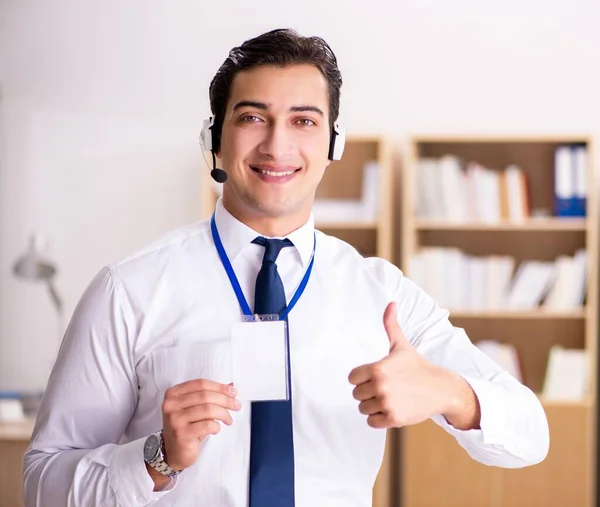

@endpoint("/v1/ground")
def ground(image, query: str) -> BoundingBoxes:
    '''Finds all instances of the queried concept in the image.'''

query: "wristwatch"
[143,431,181,478]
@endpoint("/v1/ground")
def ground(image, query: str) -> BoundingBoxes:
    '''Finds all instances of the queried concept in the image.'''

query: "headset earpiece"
[200,117,216,152]
[328,123,346,161]
[200,116,227,183]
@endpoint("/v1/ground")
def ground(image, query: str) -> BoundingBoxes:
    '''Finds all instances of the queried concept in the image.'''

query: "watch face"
[144,434,160,462]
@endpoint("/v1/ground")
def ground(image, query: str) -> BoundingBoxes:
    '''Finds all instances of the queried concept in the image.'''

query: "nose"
[257,121,292,160]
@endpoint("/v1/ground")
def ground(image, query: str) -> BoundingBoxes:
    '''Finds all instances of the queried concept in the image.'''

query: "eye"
[295,118,317,127]
[239,114,263,123]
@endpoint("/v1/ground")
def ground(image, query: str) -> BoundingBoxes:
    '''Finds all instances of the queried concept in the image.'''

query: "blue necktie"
[249,236,295,506]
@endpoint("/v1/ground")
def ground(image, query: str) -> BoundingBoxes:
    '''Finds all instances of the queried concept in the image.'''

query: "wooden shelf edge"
[0,418,35,441]
[537,396,594,408]
[449,309,587,319]
[414,218,587,231]
[410,133,592,144]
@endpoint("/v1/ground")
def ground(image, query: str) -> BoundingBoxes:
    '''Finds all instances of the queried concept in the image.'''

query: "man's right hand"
[147,378,241,487]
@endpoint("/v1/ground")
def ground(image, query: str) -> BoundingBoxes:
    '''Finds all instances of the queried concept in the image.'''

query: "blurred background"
[1,0,599,506]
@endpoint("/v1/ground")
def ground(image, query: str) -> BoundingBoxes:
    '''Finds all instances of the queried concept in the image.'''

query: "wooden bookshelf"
[200,135,396,507]
[399,135,598,507]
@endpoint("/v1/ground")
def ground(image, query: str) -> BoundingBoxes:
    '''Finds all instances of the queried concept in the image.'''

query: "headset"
[199,116,346,183]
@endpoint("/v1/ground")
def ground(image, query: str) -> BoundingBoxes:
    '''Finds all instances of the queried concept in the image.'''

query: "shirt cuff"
[108,436,178,505]
[432,374,507,446]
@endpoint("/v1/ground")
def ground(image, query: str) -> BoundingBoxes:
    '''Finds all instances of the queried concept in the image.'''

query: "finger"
[348,362,378,386]
[189,419,222,439]
[168,378,236,398]
[383,302,410,352]
[352,381,377,401]
[173,391,241,411]
[358,398,383,416]
[173,404,234,427]
[367,413,389,429]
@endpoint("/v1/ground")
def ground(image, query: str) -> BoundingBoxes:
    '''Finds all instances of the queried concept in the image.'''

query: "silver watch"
[143,431,181,478]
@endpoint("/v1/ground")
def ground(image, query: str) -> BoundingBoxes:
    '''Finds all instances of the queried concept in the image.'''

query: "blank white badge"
[230,320,289,402]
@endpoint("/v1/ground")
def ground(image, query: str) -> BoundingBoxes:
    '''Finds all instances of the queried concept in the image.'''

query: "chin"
[251,197,304,219]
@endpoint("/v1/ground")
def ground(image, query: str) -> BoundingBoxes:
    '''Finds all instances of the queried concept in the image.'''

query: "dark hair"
[208,28,342,151]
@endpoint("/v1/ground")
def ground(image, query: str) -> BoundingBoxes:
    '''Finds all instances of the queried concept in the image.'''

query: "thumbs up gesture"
[348,302,480,430]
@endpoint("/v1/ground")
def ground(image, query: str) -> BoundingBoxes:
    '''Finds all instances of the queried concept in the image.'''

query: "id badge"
[230,314,289,402]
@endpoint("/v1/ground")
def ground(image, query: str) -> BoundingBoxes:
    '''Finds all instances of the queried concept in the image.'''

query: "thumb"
[383,302,410,353]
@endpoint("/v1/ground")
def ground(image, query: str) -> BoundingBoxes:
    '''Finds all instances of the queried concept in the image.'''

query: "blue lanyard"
[210,213,315,320]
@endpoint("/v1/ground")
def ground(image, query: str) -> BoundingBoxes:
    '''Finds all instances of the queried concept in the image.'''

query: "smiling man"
[23,29,549,507]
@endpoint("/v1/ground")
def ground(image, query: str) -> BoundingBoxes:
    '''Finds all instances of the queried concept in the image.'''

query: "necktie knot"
[252,237,293,264]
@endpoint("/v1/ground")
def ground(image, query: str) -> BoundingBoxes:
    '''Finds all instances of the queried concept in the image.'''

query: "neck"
[221,200,310,238]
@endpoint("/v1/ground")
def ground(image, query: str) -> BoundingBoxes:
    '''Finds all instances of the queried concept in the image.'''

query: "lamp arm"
[46,280,63,314]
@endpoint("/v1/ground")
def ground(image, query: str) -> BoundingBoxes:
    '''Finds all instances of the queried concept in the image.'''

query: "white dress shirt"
[23,198,549,507]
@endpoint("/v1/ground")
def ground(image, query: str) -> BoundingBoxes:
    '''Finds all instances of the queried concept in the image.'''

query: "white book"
[408,252,425,287]
[438,156,467,222]
[573,146,588,199]
[555,146,574,199]
[542,255,574,309]
[468,256,487,310]
[474,167,487,222]
[421,159,444,219]
[476,340,522,383]
[361,161,380,221]
[420,247,449,307]
[486,169,502,223]
[486,256,515,309]
[443,248,466,309]
[464,164,480,221]
[504,261,555,309]
[312,199,365,223]
[542,346,588,401]
[569,249,588,307]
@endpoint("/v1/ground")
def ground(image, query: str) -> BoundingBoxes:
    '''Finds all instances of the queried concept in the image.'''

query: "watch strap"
[146,431,181,478]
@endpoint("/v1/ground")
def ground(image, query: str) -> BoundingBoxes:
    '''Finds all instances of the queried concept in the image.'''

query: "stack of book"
[416,145,588,221]
[416,156,529,222]
[408,247,587,311]
[473,341,588,401]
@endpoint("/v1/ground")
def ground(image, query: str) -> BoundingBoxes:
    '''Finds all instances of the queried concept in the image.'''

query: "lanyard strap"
[210,213,315,320]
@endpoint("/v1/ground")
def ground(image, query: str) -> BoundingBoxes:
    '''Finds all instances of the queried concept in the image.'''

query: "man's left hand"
[348,302,480,430]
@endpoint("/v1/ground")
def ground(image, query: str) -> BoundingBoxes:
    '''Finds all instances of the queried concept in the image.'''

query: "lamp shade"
[13,234,63,313]
[13,235,57,281]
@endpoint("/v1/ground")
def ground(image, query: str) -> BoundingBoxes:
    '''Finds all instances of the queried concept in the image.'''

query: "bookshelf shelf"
[415,218,587,231]
[449,309,587,320]
[450,309,586,320]
[538,396,593,408]
[400,134,598,507]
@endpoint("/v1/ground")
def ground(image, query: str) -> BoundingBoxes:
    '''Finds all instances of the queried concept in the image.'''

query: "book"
[409,248,585,311]
[542,346,588,401]
[415,156,530,223]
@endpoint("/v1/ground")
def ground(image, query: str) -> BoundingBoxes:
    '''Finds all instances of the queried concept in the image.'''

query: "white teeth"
[258,169,295,177]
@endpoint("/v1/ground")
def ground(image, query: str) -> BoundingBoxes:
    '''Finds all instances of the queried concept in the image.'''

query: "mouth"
[250,165,301,182]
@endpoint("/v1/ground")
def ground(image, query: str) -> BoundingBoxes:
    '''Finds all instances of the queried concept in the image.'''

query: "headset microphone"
[209,152,228,183]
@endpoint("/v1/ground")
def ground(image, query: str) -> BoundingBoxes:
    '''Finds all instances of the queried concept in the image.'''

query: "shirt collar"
[213,198,315,267]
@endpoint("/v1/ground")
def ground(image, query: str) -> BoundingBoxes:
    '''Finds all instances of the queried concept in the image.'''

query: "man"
[23,29,549,507]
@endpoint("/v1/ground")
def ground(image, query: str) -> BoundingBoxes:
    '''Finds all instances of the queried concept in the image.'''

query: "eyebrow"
[232,100,324,117]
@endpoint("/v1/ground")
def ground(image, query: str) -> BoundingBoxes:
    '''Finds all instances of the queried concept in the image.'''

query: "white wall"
[1,0,599,390]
